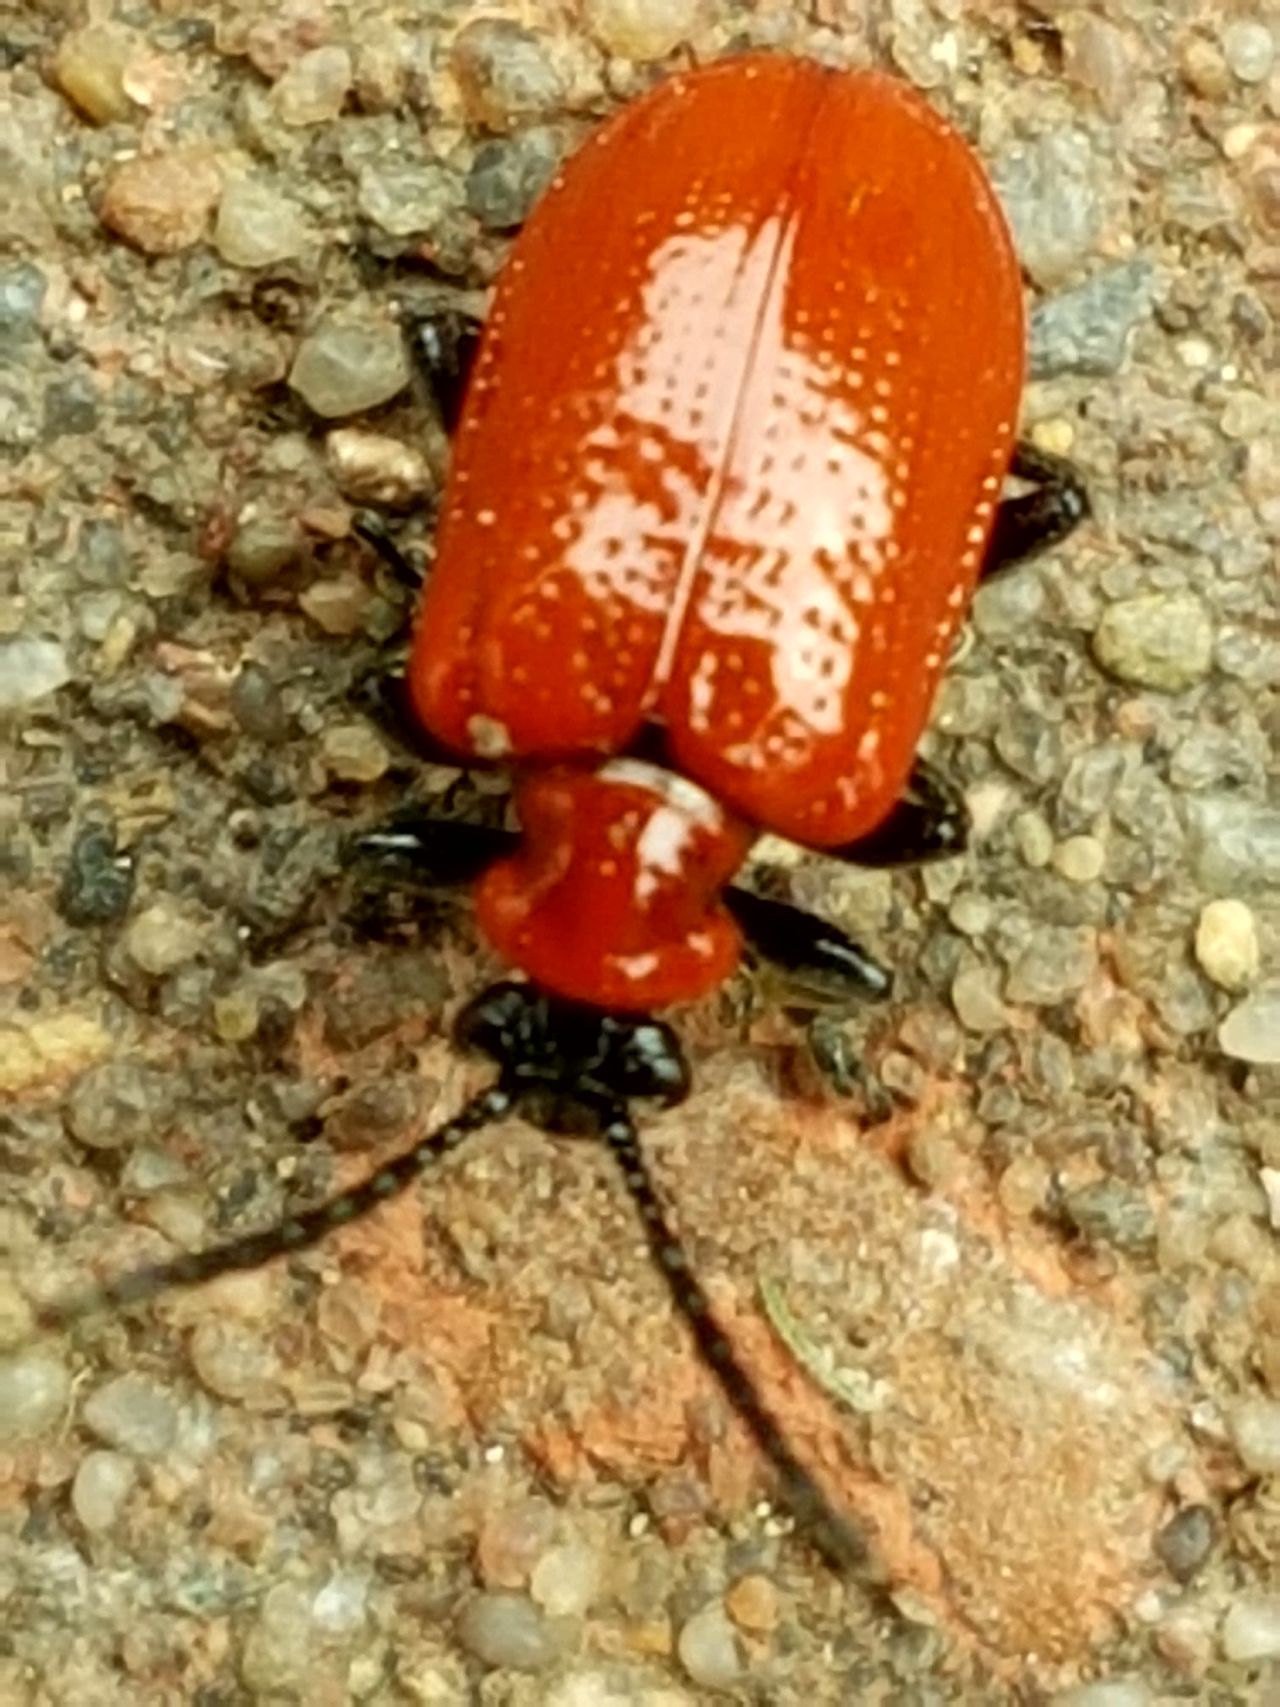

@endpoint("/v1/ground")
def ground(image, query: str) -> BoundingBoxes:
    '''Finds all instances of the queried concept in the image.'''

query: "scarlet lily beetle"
[71,56,1087,1566]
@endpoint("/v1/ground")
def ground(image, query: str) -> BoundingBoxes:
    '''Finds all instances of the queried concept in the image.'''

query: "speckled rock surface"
[3,3,1279,1702]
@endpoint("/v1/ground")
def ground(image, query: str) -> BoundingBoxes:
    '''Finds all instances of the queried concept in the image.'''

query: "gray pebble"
[65,1057,173,1151]
[72,1449,138,1532]
[271,45,352,126]
[1060,1180,1156,1254]
[83,1373,180,1458]
[456,1592,563,1672]
[677,1602,744,1691]
[1052,1684,1151,1707]
[467,126,565,230]
[357,159,458,241]
[1029,259,1154,378]
[1228,1395,1280,1473]
[1218,988,1280,1066]
[1005,926,1097,1005]
[214,176,309,268]
[226,514,302,584]
[993,129,1105,286]
[1092,591,1213,692]
[43,368,99,437]
[123,899,206,977]
[1186,796,1280,892]
[1154,1504,1215,1582]
[0,634,70,712]
[1221,1592,1280,1662]
[0,1348,71,1444]
[289,317,410,418]
[57,821,135,926]
[529,1540,601,1618]
[0,260,48,343]
[1221,21,1275,84]
[451,18,565,132]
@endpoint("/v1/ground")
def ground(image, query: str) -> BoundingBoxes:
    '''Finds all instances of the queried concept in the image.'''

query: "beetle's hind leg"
[823,758,968,870]
[982,442,1090,579]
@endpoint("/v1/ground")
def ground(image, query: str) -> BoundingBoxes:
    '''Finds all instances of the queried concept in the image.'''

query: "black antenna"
[602,1109,866,1572]
[42,1084,513,1325]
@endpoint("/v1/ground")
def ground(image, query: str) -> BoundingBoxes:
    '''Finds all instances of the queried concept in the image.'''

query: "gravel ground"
[3,1,1280,1702]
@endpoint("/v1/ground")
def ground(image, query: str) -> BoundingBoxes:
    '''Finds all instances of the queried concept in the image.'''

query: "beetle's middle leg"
[982,442,1089,580]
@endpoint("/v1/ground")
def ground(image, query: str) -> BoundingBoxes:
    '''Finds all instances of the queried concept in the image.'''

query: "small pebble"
[1228,1395,1280,1473]
[476,1500,557,1589]
[1221,1592,1280,1662]
[1222,21,1275,85]
[1029,260,1154,379]
[677,1602,743,1691]
[227,515,303,584]
[319,723,392,786]
[1012,809,1054,868]
[1181,37,1230,99]
[356,159,459,241]
[65,1058,171,1151]
[189,1320,284,1406]
[100,148,222,254]
[1154,1504,1215,1582]
[1005,926,1097,1005]
[1052,1685,1151,1707]
[1053,835,1106,884]
[993,129,1105,286]
[582,0,707,60]
[456,1593,562,1673]
[0,1349,71,1444]
[0,635,70,712]
[271,46,352,125]
[467,128,566,230]
[58,822,135,926]
[724,1574,778,1634]
[299,575,371,636]
[1194,899,1259,992]
[1092,592,1214,693]
[1187,796,1280,892]
[451,19,564,132]
[0,261,48,343]
[124,899,205,976]
[51,24,141,124]
[951,964,1007,1033]
[240,1583,316,1695]
[289,318,410,418]
[72,1450,138,1532]
[529,1540,600,1618]
[1218,987,1280,1065]
[0,1279,34,1351]
[83,1373,180,1457]
[325,428,433,509]
[214,177,309,268]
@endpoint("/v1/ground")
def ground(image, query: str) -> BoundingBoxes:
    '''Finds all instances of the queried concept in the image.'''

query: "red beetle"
[74,55,1086,1566]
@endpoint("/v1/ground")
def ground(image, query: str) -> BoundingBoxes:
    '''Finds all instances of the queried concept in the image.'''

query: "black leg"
[723,887,891,1002]
[826,758,967,869]
[404,308,483,434]
[352,511,427,588]
[348,809,519,888]
[983,441,1090,581]
[602,1111,866,1571]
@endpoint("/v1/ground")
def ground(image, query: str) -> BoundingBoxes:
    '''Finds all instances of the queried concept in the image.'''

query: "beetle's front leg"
[982,442,1090,580]
[349,809,518,889]
[823,759,968,869]
[404,307,483,434]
